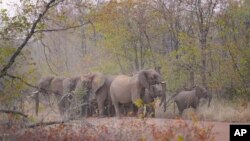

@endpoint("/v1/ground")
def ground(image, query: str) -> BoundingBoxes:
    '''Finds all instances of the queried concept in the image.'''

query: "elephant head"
[83,73,112,117]
[35,76,55,95]
[157,82,167,112]
[84,73,106,96]
[33,76,55,116]
[138,69,162,91]
[194,85,208,99]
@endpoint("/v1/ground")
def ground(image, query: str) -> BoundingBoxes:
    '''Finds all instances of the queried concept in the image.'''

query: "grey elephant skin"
[63,76,93,117]
[83,73,116,117]
[50,77,67,116]
[110,69,162,117]
[142,83,166,117]
[170,86,208,115]
[34,76,55,115]
[34,76,92,118]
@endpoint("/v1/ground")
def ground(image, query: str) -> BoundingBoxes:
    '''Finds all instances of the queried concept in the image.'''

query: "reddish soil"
[76,117,231,141]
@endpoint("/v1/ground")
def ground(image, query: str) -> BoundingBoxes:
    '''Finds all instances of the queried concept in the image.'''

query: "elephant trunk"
[34,92,39,116]
[159,82,167,112]
[207,94,212,107]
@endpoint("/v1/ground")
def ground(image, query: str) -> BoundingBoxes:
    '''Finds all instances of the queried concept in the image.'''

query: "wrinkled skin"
[84,73,116,117]
[35,76,67,117]
[173,86,208,115]
[110,69,162,117]
[34,76,55,115]
[34,76,92,118]
[50,77,67,116]
[63,76,93,118]
[142,83,166,117]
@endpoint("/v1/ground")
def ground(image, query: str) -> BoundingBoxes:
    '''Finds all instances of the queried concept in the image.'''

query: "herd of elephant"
[33,69,211,119]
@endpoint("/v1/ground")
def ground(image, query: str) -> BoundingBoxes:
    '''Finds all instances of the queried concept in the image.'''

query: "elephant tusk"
[160,81,166,84]
[32,91,39,94]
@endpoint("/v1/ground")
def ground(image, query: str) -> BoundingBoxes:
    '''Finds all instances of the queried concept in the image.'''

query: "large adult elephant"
[62,76,93,118]
[110,69,163,117]
[142,82,167,117]
[50,77,67,116]
[122,82,167,117]
[33,76,55,115]
[83,73,116,117]
[34,76,91,118]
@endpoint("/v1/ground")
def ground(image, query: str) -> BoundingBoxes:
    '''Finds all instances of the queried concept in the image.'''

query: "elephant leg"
[113,101,121,117]
[147,105,155,117]
[96,96,105,117]
[176,102,184,116]
[58,100,67,120]
[178,106,184,116]
[57,95,65,115]
[131,89,144,117]
[81,104,88,117]
[107,102,115,117]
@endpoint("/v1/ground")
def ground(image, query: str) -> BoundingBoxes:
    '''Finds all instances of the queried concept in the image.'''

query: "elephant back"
[50,77,65,95]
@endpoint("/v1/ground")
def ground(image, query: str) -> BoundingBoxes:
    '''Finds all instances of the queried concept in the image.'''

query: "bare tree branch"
[27,120,69,128]
[6,73,38,89]
[0,109,28,118]
[34,21,90,33]
[0,0,58,79]
[39,39,59,75]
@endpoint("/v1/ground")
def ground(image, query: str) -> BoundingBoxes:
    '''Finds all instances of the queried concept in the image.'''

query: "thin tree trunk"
[200,30,208,88]
[190,70,195,88]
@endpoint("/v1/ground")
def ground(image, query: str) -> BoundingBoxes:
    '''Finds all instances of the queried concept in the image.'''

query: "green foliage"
[0,42,15,65]
[213,0,250,97]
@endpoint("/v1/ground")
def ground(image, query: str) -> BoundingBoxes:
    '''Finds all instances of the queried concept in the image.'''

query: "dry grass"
[22,97,62,122]
[24,97,250,123]
[155,98,250,122]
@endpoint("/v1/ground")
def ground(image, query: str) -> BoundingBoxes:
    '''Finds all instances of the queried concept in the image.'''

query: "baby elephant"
[173,86,208,115]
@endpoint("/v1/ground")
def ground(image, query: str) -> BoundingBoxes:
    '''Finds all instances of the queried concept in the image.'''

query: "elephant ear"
[91,73,106,94]
[138,70,150,89]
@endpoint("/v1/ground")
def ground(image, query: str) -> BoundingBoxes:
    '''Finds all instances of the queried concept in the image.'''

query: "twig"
[34,21,90,33]
[6,73,38,89]
[39,39,58,75]
[0,109,28,118]
[27,120,69,128]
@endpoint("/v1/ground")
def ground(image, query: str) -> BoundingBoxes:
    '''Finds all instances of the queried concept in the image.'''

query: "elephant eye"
[153,74,157,79]
[150,75,155,79]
